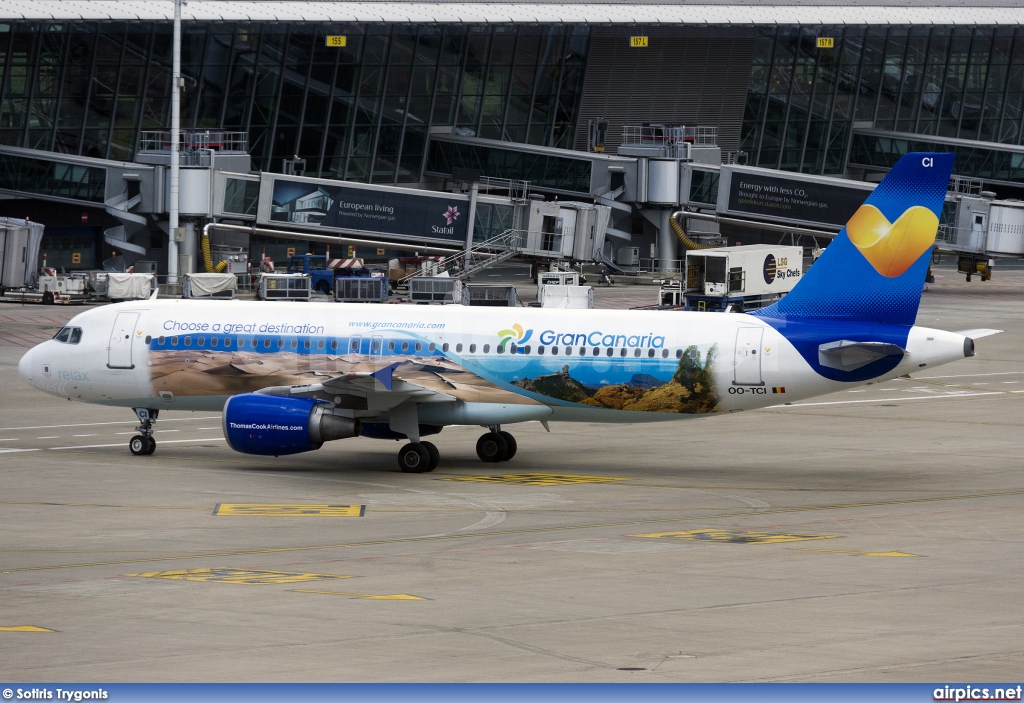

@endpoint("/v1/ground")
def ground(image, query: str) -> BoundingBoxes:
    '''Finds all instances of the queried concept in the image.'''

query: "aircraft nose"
[18,346,35,385]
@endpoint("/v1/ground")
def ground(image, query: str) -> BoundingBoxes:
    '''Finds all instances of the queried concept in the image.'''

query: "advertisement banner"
[269,178,469,243]
[726,171,871,228]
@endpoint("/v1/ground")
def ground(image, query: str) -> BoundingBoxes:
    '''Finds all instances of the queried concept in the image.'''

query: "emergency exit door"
[107,312,139,369]
[733,327,764,386]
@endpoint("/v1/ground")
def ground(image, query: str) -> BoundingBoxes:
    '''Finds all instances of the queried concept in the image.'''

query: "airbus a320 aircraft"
[17,152,998,472]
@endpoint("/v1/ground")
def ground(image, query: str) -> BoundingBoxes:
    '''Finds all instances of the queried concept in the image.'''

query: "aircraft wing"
[818,340,906,372]
[255,362,456,413]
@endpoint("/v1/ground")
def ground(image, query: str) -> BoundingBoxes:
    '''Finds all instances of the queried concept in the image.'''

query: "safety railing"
[621,125,718,148]
[395,229,525,286]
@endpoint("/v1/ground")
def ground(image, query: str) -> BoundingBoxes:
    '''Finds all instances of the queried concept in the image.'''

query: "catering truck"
[683,244,803,312]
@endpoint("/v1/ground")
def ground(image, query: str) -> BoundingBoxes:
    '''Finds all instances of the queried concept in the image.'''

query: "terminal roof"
[6,1,1023,25]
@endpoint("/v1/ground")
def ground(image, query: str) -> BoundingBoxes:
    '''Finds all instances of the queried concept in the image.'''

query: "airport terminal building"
[2,0,1024,272]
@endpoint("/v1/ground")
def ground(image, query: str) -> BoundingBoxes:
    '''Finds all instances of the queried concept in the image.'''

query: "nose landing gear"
[129,408,158,456]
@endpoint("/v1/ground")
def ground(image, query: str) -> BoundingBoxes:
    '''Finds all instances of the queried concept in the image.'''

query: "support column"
[167,0,181,284]
[658,209,678,273]
[464,180,480,261]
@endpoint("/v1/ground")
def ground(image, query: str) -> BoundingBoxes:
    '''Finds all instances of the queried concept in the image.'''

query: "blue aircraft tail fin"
[752,152,954,326]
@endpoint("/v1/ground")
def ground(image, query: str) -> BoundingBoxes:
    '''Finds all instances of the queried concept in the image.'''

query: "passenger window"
[592,348,599,356]
[304,340,311,350]
[401,342,409,352]
[676,349,683,359]
[263,338,271,349]
[184,336,192,346]
[578,347,585,356]
[251,338,257,348]
[497,345,505,354]
[290,339,298,349]
[158,336,165,345]
[469,344,476,353]
[54,327,71,342]
[428,343,435,352]
[552,346,559,355]
[330,340,338,351]
[662,349,668,358]
[211,337,218,347]
[510,343,517,354]
[606,348,614,357]
[197,336,205,346]
[538,346,545,355]
[70,328,82,344]
[277,339,284,349]
[524,345,531,354]
[648,349,655,358]
[171,336,179,346]
[620,349,627,357]
[456,343,463,352]
[483,344,490,353]
[635,349,642,358]
[442,343,449,352]
[388,341,395,351]
[317,340,324,350]
[415,342,422,352]
[144,334,151,345]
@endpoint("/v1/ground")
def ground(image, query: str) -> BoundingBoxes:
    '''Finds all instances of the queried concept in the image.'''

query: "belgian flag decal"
[771,387,786,393]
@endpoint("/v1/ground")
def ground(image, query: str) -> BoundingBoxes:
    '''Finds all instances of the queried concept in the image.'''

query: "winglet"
[371,362,402,391]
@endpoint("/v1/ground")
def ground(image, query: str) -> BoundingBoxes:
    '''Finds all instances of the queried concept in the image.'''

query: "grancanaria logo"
[846,204,939,278]
[497,323,533,348]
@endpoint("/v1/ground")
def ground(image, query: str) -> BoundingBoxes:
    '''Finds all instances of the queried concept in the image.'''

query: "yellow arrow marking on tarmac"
[0,626,54,632]
[293,589,425,600]
[789,548,921,557]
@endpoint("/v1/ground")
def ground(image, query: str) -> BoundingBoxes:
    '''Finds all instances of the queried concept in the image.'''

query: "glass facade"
[850,132,1024,184]
[0,21,589,184]
[741,25,1024,176]
[426,139,593,194]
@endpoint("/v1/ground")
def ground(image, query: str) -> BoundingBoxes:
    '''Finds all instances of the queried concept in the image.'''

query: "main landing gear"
[394,426,518,472]
[476,426,517,463]
[129,408,158,456]
[397,441,439,473]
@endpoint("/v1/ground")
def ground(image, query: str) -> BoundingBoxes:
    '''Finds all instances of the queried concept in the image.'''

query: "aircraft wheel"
[476,432,508,463]
[129,435,149,455]
[420,441,440,472]
[497,432,517,461]
[143,436,156,455]
[398,443,432,473]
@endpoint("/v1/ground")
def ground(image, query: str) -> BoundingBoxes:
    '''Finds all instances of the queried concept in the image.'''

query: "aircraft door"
[733,327,764,386]
[107,312,140,369]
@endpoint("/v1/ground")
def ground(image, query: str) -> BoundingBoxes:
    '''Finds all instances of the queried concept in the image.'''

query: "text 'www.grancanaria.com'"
[934,685,1023,701]
[348,321,446,330]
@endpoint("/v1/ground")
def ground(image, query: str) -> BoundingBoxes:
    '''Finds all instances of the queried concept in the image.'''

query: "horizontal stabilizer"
[818,340,906,372]
[955,328,1002,339]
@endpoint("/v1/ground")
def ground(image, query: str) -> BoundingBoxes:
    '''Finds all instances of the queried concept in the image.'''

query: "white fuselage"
[17,300,970,424]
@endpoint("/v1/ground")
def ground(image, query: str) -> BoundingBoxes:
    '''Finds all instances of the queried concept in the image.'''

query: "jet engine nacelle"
[223,393,360,456]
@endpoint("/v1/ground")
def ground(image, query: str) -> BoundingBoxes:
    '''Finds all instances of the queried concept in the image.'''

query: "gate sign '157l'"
[17,153,1000,472]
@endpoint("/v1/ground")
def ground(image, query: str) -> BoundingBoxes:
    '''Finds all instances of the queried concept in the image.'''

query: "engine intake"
[223,393,360,456]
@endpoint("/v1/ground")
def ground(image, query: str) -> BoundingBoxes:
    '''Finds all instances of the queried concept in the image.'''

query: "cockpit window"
[53,327,82,344]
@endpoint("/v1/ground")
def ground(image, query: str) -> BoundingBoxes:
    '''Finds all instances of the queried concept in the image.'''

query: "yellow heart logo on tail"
[846,204,939,278]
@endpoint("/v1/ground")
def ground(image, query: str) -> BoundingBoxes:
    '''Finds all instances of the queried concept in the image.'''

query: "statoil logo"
[498,323,533,348]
